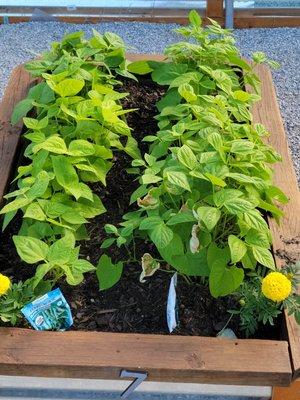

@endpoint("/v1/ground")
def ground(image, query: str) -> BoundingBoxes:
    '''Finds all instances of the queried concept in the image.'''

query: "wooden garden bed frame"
[0,54,299,387]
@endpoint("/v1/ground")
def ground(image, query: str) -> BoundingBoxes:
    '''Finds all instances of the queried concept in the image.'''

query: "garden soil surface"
[0,77,282,339]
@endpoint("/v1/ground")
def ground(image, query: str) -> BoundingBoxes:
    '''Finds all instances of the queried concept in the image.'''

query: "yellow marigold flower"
[0,274,11,296]
[262,272,292,302]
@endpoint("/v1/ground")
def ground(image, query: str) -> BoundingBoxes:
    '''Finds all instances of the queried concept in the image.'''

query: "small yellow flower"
[0,274,11,296]
[262,272,292,302]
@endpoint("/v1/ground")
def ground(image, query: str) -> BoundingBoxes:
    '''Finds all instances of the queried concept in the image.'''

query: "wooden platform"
[0,56,299,386]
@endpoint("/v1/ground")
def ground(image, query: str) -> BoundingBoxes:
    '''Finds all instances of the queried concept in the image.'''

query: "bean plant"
[103,13,288,297]
[0,30,140,289]
[1,14,299,334]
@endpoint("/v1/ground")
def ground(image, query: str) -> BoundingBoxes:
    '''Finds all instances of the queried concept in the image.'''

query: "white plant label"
[166,272,178,333]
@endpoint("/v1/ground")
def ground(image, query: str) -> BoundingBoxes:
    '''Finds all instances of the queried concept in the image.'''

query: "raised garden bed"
[0,20,299,387]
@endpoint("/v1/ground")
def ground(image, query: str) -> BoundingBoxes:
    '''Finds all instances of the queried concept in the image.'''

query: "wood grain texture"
[272,379,300,400]
[0,61,296,386]
[252,65,300,380]
[0,328,292,385]
[0,66,35,204]
[206,0,224,18]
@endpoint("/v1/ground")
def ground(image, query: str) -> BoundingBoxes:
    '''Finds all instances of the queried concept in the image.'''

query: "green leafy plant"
[103,11,287,302]
[0,278,51,325]
[0,30,141,311]
[231,262,300,337]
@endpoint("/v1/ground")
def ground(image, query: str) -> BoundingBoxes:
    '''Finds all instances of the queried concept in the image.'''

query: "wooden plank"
[234,16,300,28]
[272,379,300,400]
[0,66,35,204]
[236,8,300,17]
[0,328,291,386]
[252,65,300,380]
[206,0,223,18]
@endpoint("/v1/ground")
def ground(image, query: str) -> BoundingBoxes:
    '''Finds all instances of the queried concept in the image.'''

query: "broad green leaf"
[228,235,247,264]
[142,174,162,185]
[73,259,95,273]
[213,189,243,207]
[33,263,52,288]
[177,145,198,170]
[252,246,275,270]
[232,90,250,102]
[47,235,76,265]
[11,99,33,125]
[28,81,55,104]
[127,60,153,75]
[241,250,257,270]
[178,83,197,102]
[207,243,230,269]
[173,250,210,277]
[13,235,49,264]
[0,197,31,214]
[151,63,188,85]
[139,216,162,230]
[207,132,223,152]
[245,229,270,248]
[167,211,197,226]
[33,135,67,154]
[100,238,115,249]
[230,140,254,154]
[24,203,45,221]
[2,210,17,231]
[96,255,123,291]
[209,259,244,298]
[225,198,254,214]
[51,155,80,199]
[150,222,174,249]
[68,139,95,156]
[228,173,266,188]
[205,173,226,187]
[26,171,50,199]
[188,9,202,27]
[165,171,191,191]
[54,78,84,97]
[62,212,87,224]
[124,136,141,159]
[197,206,221,231]
[23,116,48,130]
[130,185,148,205]
[266,185,289,204]
[61,264,84,286]
[243,209,269,231]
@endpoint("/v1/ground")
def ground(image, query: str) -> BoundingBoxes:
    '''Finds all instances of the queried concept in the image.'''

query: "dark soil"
[0,77,282,339]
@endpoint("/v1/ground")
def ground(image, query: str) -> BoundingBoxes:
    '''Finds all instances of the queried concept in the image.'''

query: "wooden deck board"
[0,328,292,385]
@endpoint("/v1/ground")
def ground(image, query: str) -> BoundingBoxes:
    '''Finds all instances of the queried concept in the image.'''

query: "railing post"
[225,0,234,28]
[206,0,224,19]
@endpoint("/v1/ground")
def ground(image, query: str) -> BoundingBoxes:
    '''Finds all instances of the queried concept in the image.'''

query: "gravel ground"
[0,21,299,182]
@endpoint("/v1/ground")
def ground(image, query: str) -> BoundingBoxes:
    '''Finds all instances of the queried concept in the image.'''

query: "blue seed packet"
[21,288,73,331]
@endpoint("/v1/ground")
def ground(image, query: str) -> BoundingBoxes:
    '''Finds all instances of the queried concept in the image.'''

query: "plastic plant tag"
[217,328,237,339]
[21,288,73,331]
[166,272,178,333]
